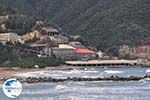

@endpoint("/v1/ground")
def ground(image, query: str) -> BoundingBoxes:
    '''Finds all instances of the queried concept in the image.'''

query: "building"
[50,35,69,44]
[42,44,54,57]
[0,33,19,44]
[53,47,75,60]
[58,44,75,49]
[97,51,103,59]
[43,43,96,60]
[40,27,68,44]
[69,41,85,48]
[74,48,96,60]
[54,44,96,60]
[0,15,9,23]
[43,44,75,60]
[41,27,60,36]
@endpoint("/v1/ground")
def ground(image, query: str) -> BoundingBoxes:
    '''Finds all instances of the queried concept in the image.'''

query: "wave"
[104,70,124,74]
[139,78,150,82]
[54,85,68,91]
[14,71,45,77]
[146,69,150,73]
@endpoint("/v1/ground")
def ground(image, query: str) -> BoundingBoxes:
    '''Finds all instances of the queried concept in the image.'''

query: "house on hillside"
[97,50,103,59]
[41,27,69,43]
[73,48,96,60]
[0,15,9,23]
[43,44,75,59]
[0,33,19,45]
[49,35,69,44]
[43,43,96,60]
[53,47,75,60]
[69,41,85,48]
[41,27,60,36]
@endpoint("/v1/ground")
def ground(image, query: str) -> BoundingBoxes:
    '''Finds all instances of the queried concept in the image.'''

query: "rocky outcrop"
[119,45,150,61]
[1,75,150,84]
[19,30,40,43]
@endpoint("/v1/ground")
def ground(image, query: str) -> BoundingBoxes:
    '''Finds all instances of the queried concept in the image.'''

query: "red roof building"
[74,48,96,54]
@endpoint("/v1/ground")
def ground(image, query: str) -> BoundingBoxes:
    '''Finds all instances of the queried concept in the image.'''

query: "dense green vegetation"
[5,14,35,34]
[0,0,150,52]
[0,5,65,67]
[0,0,150,58]
[0,43,16,64]
[8,58,64,68]
[0,4,16,16]
[0,4,36,34]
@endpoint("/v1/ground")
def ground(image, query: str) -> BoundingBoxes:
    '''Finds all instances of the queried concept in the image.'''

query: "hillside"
[0,4,36,34]
[0,4,16,16]
[0,0,150,51]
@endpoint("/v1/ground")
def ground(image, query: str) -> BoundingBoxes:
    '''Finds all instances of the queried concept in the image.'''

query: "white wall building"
[0,33,19,44]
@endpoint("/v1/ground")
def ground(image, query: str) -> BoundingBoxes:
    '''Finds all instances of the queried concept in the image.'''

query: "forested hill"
[0,5,16,16]
[0,0,150,51]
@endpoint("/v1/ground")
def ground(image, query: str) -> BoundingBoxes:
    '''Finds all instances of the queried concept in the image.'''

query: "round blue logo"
[2,78,22,98]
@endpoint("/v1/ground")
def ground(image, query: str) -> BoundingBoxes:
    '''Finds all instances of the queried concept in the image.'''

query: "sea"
[0,66,150,100]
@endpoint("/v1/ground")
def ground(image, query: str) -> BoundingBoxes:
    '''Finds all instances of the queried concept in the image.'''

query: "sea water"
[0,81,150,100]
[0,67,150,100]
[14,67,150,78]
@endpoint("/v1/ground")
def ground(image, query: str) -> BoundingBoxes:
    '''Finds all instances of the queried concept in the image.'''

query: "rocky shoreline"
[0,66,150,84]
[0,75,150,84]
[0,66,90,84]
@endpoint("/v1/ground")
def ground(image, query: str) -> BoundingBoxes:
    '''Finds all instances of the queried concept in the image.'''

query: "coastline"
[0,65,150,85]
[0,66,86,85]
[1,65,150,78]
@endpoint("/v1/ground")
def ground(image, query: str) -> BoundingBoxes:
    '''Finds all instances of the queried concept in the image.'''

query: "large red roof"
[74,48,95,54]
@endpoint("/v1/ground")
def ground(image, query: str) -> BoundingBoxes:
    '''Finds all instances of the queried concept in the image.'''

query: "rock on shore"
[0,75,150,84]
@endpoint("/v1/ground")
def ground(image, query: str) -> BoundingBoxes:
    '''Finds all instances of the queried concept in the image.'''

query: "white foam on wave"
[13,69,102,78]
[146,69,150,73]
[14,71,45,77]
[56,70,99,74]
[104,70,123,74]
[55,85,68,91]
[139,78,150,82]
[84,70,99,73]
